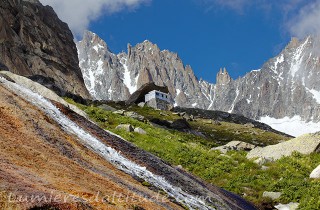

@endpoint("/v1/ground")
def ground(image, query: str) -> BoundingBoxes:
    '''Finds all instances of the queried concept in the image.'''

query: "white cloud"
[199,0,252,13]
[210,0,250,12]
[39,0,150,37]
[200,0,320,38]
[288,0,320,38]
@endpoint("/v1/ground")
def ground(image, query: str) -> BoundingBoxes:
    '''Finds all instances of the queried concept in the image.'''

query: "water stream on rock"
[0,77,217,210]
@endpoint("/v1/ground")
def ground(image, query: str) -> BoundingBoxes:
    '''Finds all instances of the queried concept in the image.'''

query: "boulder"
[170,119,191,130]
[138,102,146,108]
[149,118,172,128]
[134,127,147,135]
[244,123,255,128]
[124,111,145,121]
[178,112,186,117]
[203,119,213,124]
[113,110,125,115]
[213,120,221,125]
[115,124,134,132]
[98,104,117,112]
[247,133,320,161]
[263,191,282,200]
[160,112,169,116]
[275,202,299,210]
[183,113,192,121]
[211,141,257,154]
[254,157,272,165]
[310,165,320,179]
[234,130,241,135]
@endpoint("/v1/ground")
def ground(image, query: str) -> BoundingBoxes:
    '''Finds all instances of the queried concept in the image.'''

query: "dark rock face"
[0,0,90,98]
[126,82,170,105]
[170,119,191,130]
[149,118,172,128]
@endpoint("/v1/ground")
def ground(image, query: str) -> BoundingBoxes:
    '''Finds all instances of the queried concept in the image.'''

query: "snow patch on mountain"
[260,115,320,137]
[289,37,309,78]
[93,43,104,53]
[121,58,137,94]
[199,80,215,109]
[228,86,239,113]
[273,54,284,73]
[306,88,320,104]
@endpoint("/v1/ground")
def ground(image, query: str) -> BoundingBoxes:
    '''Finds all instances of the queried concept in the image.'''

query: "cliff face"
[202,36,320,122]
[78,31,320,125]
[0,0,90,98]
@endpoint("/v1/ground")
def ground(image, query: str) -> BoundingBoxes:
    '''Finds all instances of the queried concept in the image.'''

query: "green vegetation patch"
[65,98,320,209]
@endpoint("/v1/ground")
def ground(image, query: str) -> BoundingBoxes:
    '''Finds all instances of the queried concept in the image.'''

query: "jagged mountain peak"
[77,31,208,107]
[81,30,111,54]
[216,67,232,85]
[77,32,320,135]
[130,39,162,57]
[286,37,301,49]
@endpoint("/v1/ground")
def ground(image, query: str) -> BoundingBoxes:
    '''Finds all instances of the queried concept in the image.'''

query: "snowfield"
[260,115,320,137]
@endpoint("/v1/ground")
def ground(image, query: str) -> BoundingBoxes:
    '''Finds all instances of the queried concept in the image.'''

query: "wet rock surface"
[0,83,181,210]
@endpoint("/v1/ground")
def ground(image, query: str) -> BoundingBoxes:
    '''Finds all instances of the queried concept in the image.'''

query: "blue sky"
[41,0,320,83]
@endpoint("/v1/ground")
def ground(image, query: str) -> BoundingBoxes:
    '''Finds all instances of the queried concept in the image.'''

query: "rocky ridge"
[203,36,320,122]
[77,32,320,127]
[77,31,208,107]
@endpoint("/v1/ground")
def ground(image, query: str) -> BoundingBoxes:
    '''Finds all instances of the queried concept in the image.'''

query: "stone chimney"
[216,67,231,85]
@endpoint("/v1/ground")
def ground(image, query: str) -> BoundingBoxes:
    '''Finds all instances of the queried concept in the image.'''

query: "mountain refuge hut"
[126,82,173,110]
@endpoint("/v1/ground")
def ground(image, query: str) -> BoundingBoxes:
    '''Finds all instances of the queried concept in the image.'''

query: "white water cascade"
[0,77,221,210]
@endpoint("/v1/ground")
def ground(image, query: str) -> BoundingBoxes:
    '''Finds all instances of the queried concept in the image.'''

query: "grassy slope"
[66,99,320,209]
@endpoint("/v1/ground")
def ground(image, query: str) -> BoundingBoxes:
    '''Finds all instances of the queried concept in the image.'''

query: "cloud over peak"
[288,1,320,38]
[39,0,150,37]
